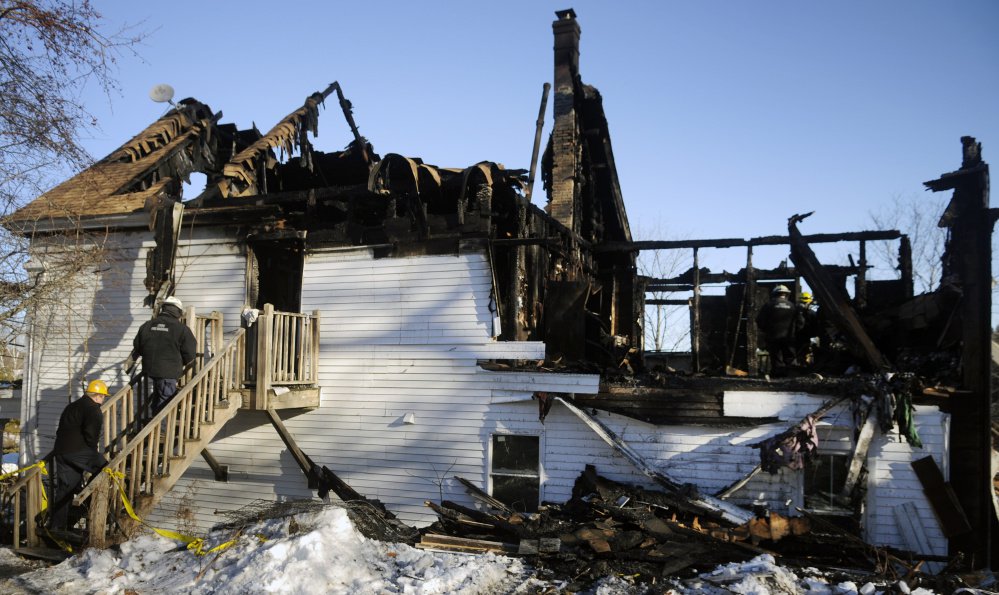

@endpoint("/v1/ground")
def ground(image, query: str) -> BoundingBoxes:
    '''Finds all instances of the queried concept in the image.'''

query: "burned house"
[2,9,994,575]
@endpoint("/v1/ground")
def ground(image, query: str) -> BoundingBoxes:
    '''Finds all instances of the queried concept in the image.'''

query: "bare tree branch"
[0,1,146,345]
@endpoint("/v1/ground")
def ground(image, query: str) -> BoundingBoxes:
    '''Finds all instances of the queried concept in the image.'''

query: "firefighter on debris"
[755,285,801,377]
[795,291,820,367]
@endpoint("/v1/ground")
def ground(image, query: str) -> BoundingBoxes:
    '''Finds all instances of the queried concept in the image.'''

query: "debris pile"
[417,465,971,592]
[418,466,795,589]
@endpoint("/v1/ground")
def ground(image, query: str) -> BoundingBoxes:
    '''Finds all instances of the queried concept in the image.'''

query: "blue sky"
[79,1,999,285]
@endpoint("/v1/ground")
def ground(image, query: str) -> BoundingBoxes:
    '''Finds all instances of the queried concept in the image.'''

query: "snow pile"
[2,506,529,594]
[676,555,940,595]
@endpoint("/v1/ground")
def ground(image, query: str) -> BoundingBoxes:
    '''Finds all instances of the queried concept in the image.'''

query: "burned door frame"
[246,232,306,314]
[244,232,306,383]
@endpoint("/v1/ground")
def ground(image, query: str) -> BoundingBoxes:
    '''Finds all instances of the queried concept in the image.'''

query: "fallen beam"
[555,397,753,525]
[788,214,889,371]
[839,401,877,498]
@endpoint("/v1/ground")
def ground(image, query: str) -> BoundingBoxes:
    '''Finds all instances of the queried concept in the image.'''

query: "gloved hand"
[124,355,136,376]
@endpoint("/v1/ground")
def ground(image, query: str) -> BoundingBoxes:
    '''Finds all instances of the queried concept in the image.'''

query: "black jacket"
[53,395,103,454]
[133,308,197,379]
[755,296,801,340]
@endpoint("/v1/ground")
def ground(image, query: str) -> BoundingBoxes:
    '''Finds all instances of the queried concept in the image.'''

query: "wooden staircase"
[76,327,247,546]
[3,304,321,549]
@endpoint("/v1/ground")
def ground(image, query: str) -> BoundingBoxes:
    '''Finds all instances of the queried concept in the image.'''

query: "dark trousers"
[50,450,107,530]
[149,377,179,417]
[767,336,797,376]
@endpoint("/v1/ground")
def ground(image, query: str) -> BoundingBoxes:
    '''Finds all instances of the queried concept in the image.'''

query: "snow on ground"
[2,507,532,594]
[0,505,946,595]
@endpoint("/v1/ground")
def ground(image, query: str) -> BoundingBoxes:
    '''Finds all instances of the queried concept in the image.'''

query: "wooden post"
[13,491,21,548]
[25,476,38,547]
[525,82,551,202]
[256,304,274,410]
[691,248,701,372]
[185,306,198,379]
[925,137,994,565]
[746,246,758,375]
[855,240,867,310]
[212,311,223,357]
[898,235,914,298]
[311,310,321,385]
[86,474,112,548]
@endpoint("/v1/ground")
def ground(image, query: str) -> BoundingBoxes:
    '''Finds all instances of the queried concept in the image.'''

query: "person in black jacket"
[128,295,197,418]
[755,285,802,377]
[50,380,109,531]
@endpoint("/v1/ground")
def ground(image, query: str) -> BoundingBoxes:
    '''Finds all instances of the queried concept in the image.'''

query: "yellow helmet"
[86,379,109,396]
[800,291,813,305]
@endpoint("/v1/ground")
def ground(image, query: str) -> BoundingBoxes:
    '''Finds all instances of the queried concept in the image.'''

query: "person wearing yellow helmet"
[796,291,820,367]
[49,379,109,532]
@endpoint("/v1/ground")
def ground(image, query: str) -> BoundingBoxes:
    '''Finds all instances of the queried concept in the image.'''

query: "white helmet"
[162,296,183,309]
[772,285,791,296]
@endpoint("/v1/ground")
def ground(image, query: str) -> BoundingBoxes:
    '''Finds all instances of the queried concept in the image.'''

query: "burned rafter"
[595,230,902,253]
[220,82,370,199]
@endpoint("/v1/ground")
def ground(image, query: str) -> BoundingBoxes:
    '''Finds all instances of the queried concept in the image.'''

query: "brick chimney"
[549,9,581,233]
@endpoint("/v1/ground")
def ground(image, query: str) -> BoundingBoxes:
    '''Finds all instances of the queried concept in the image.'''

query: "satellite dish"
[149,83,176,105]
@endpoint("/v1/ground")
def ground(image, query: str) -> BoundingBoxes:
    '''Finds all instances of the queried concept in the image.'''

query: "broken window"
[804,453,849,513]
[490,434,540,513]
[803,421,853,514]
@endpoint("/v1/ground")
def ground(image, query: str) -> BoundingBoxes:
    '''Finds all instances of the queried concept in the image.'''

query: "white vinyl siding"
[21,227,246,461]
[863,406,950,556]
[149,249,599,531]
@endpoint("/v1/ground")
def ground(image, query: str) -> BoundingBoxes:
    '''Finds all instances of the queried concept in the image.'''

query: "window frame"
[488,432,543,513]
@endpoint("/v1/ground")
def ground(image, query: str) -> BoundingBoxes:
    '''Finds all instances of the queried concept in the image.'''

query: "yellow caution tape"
[103,469,237,557]
[0,460,50,512]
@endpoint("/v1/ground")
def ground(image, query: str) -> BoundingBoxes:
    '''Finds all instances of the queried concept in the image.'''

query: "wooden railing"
[2,308,227,549]
[78,328,246,545]
[99,310,224,460]
[253,304,320,409]
[2,465,46,548]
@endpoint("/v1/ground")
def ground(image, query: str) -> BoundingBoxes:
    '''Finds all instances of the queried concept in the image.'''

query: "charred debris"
[21,6,995,586]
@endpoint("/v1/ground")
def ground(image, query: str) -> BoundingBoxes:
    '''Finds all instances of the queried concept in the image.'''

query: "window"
[803,453,850,512]
[490,434,540,513]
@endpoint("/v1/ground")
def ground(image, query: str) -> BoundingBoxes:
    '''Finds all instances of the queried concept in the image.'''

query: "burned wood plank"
[525,82,551,201]
[424,500,496,530]
[418,534,518,555]
[200,449,228,482]
[839,401,877,499]
[454,476,514,514]
[910,456,972,538]
[787,213,889,371]
[439,500,524,537]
